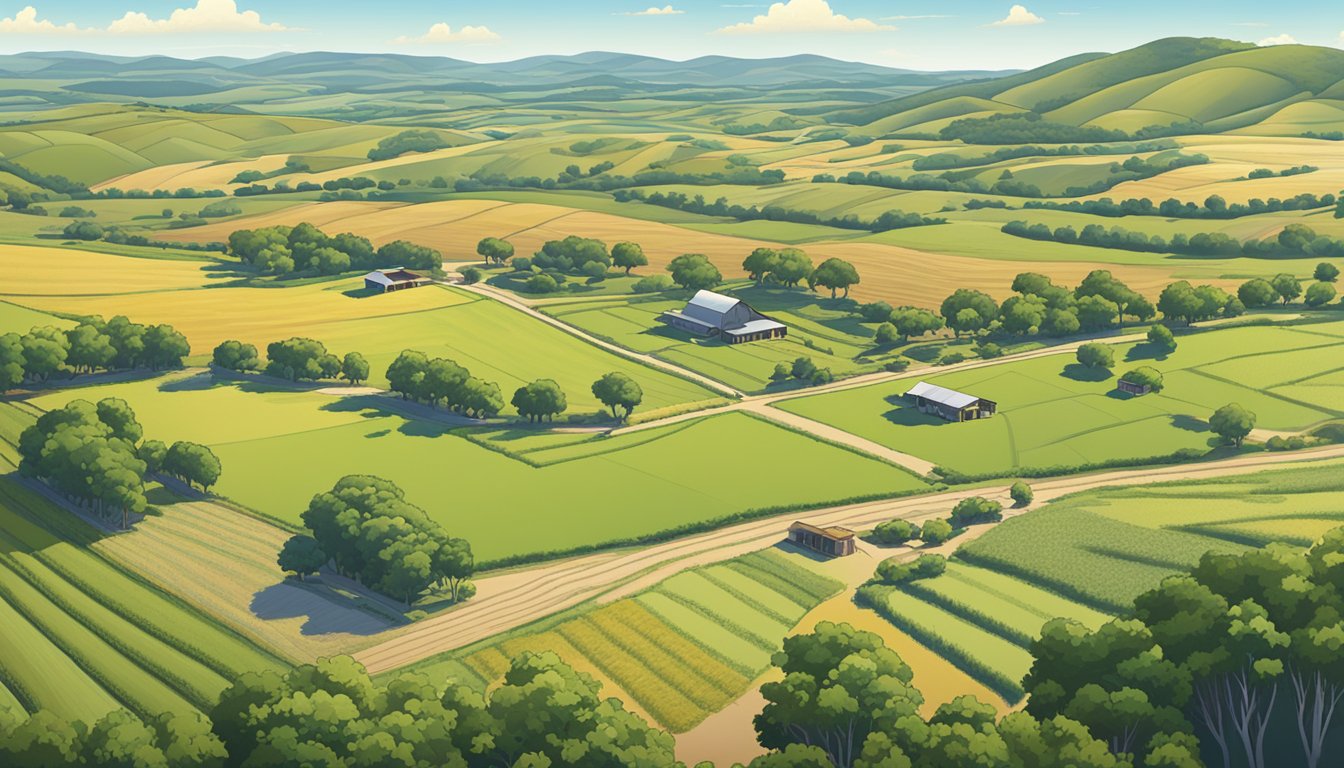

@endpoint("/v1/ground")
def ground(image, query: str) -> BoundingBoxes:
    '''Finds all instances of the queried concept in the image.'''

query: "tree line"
[1002,219,1344,260]
[819,152,1209,199]
[938,111,1203,144]
[212,337,370,385]
[1023,192,1336,220]
[17,398,220,529]
[227,222,441,277]
[0,317,189,391]
[614,188,945,233]
[910,140,1178,171]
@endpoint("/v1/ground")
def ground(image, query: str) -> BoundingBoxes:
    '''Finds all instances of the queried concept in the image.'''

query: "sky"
[0,0,1341,70]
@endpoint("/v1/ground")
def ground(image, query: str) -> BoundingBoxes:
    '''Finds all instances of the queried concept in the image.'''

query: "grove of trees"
[385,350,504,418]
[1,317,188,391]
[228,222,442,276]
[297,475,473,605]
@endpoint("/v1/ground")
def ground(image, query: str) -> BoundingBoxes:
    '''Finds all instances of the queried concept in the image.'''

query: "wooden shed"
[787,522,857,557]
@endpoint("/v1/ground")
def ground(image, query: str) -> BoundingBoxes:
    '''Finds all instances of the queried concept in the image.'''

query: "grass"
[776,320,1344,478]
[394,547,842,732]
[26,379,925,564]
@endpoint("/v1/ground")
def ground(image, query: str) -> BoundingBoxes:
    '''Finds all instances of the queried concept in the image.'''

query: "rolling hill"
[835,38,1344,138]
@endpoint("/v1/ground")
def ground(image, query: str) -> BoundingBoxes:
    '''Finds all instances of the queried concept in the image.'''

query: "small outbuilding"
[787,522,857,557]
[904,381,997,422]
[365,269,432,293]
[659,290,787,344]
[1117,379,1152,396]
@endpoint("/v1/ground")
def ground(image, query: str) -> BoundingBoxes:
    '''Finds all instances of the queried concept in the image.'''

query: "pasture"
[25,377,927,564]
[394,548,843,732]
[776,320,1344,478]
[862,458,1344,699]
[544,284,891,392]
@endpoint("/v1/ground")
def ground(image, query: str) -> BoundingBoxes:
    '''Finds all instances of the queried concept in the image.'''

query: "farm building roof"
[727,318,787,335]
[365,269,427,286]
[789,521,855,540]
[687,289,741,315]
[904,381,980,409]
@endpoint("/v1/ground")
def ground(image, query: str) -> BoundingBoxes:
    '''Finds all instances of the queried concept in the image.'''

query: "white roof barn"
[364,269,431,293]
[658,290,787,344]
[903,381,997,422]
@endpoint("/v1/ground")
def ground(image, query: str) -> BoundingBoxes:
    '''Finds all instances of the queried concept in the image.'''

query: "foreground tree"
[743,247,779,284]
[667,253,722,291]
[1304,281,1337,308]
[809,258,860,298]
[475,236,514,266]
[164,441,222,492]
[591,372,643,421]
[211,340,259,372]
[1146,323,1177,353]
[512,379,567,423]
[941,289,998,337]
[611,241,647,275]
[1209,402,1256,447]
[340,352,370,385]
[1315,261,1340,282]
[278,535,325,581]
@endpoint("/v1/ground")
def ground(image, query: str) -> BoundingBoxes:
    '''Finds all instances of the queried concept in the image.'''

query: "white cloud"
[0,1,284,37]
[717,0,893,34]
[623,5,683,15]
[990,4,1044,27]
[1258,33,1297,46]
[393,22,501,45]
[0,6,92,34]
[108,0,286,35]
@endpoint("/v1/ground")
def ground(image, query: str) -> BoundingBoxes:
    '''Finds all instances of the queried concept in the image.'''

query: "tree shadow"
[1170,414,1208,433]
[342,286,381,299]
[157,371,219,392]
[881,400,944,427]
[1059,364,1113,383]
[1125,342,1170,362]
[249,583,391,637]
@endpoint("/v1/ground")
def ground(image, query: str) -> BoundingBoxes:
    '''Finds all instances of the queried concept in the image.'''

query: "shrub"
[949,496,1003,527]
[459,266,484,285]
[524,274,560,294]
[920,518,954,545]
[871,519,919,546]
[1009,481,1033,507]
[874,553,946,584]
[1120,366,1164,393]
[1075,342,1114,369]
[1146,324,1177,352]
[633,274,675,293]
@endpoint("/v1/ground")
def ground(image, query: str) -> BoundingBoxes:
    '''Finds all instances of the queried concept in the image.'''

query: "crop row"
[858,584,1029,702]
[727,549,843,606]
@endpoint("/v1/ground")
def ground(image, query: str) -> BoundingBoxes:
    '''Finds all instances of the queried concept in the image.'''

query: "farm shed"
[1117,379,1152,396]
[365,269,432,293]
[904,381,997,422]
[659,290,787,344]
[787,522,857,557]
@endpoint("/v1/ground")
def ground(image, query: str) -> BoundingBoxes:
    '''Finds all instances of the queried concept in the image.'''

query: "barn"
[904,381,997,422]
[787,522,857,557]
[365,269,432,293]
[658,290,787,344]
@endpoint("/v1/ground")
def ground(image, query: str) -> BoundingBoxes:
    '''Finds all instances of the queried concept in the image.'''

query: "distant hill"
[834,38,1344,138]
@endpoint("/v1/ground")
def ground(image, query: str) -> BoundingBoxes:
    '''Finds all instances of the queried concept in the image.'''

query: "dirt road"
[352,443,1344,674]
[456,282,745,398]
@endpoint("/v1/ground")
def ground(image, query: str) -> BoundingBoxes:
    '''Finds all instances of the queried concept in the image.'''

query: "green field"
[395,548,842,731]
[544,284,899,392]
[26,375,927,565]
[863,459,1344,699]
[777,320,1344,478]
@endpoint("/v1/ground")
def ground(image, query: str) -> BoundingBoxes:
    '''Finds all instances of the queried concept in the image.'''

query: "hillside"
[835,37,1344,138]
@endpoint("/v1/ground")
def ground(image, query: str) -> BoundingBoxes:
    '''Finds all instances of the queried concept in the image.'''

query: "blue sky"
[0,0,1341,69]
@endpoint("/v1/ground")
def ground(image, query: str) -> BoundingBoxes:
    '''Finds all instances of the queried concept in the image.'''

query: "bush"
[459,266,484,285]
[874,553,946,584]
[938,352,968,366]
[1075,342,1114,369]
[1009,481,1033,507]
[1146,324,1177,352]
[632,274,675,294]
[1266,435,1308,452]
[871,519,919,546]
[949,496,1003,527]
[920,518,954,545]
[1120,366,1164,393]
[62,221,104,241]
[524,274,561,294]
[199,200,242,218]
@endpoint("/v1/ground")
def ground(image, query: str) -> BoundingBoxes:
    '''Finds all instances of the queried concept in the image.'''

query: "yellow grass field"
[4,274,470,353]
[94,154,293,193]
[0,245,217,297]
[156,200,1204,306]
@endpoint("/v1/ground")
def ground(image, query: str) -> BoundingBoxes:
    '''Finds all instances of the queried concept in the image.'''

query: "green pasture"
[777,320,1344,478]
[544,284,895,393]
[30,377,926,564]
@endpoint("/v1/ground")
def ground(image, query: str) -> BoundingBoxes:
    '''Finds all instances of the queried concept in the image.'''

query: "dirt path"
[351,444,1344,674]
[455,282,745,398]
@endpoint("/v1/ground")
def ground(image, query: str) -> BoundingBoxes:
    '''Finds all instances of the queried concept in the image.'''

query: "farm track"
[353,443,1344,674]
